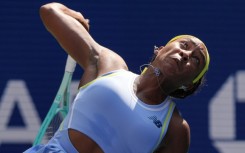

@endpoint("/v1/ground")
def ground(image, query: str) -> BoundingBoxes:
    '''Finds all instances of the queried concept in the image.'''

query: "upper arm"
[155,108,190,153]
[39,3,127,79]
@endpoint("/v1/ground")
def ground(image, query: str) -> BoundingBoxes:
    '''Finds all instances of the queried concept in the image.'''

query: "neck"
[133,72,169,105]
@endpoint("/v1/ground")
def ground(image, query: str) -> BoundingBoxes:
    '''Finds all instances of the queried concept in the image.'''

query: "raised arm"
[39,3,128,84]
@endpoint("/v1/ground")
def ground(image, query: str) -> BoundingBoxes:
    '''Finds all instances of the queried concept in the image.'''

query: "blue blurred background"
[0,0,244,153]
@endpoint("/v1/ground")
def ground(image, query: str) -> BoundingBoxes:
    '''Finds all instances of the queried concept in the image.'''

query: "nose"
[179,50,190,62]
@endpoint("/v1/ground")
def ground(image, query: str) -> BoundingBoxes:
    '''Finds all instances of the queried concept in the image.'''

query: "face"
[153,36,208,88]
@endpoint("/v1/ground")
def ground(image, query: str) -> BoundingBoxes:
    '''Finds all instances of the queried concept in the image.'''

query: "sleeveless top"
[24,69,176,153]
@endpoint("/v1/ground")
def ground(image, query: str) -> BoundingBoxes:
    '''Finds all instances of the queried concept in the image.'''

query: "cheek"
[177,64,196,81]
[186,62,191,66]
[184,65,201,81]
[184,64,193,74]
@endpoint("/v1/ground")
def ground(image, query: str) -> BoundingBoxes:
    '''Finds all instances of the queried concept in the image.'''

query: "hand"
[61,5,90,31]
[73,11,90,31]
[80,18,90,32]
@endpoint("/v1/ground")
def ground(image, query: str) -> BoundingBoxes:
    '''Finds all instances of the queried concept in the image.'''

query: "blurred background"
[0,0,244,152]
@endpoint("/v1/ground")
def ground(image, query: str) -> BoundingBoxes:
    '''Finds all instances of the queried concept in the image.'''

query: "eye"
[181,41,188,49]
[192,56,200,64]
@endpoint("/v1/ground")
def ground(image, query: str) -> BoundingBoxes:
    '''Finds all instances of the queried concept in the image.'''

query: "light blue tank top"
[24,69,175,153]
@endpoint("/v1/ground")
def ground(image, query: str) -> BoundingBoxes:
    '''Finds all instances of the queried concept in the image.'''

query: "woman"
[24,2,210,153]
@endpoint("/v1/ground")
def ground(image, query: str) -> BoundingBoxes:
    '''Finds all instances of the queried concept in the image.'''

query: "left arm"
[154,108,190,153]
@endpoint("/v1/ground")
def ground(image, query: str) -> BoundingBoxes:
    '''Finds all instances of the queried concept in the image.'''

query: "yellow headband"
[166,35,210,83]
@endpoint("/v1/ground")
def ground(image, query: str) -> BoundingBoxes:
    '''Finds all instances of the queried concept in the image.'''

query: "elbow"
[39,3,64,30]
[39,2,61,20]
[39,4,52,22]
[39,3,55,18]
[40,3,54,12]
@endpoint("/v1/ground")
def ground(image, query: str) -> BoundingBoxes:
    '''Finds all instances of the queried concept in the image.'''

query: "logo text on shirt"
[148,116,162,128]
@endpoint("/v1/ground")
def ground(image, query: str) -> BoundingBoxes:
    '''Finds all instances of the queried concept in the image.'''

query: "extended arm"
[39,3,128,84]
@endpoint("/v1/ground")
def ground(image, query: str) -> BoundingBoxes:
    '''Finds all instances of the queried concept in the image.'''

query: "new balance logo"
[148,116,162,128]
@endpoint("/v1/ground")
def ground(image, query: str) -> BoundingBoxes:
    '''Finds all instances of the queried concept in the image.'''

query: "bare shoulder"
[78,46,128,87]
[170,108,190,139]
[155,108,190,153]
[97,46,128,75]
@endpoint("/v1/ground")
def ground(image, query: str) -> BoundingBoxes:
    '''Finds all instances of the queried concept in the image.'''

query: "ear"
[154,46,165,55]
[154,46,159,55]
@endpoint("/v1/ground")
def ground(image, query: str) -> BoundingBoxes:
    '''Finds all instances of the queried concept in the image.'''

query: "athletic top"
[24,69,176,153]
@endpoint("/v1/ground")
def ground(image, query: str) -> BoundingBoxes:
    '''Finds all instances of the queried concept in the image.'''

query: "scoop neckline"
[129,74,171,111]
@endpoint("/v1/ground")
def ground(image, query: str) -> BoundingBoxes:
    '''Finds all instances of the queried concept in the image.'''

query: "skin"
[39,3,208,153]
[149,36,207,99]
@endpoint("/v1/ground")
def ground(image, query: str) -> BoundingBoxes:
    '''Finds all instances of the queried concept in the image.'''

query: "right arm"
[39,3,128,85]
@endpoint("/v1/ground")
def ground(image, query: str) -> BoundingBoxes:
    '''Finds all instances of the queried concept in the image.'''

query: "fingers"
[80,18,90,31]
[86,19,90,24]
[72,11,90,31]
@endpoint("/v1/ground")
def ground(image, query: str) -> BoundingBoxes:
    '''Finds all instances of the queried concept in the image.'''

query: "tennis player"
[24,2,210,153]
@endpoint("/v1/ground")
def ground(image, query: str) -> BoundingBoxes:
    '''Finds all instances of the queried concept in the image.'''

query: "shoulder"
[79,47,128,87]
[88,46,128,77]
[98,47,128,73]
[169,108,190,138]
[155,108,190,153]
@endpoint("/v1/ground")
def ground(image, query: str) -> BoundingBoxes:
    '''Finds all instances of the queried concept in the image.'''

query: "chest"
[71,73,173,152]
